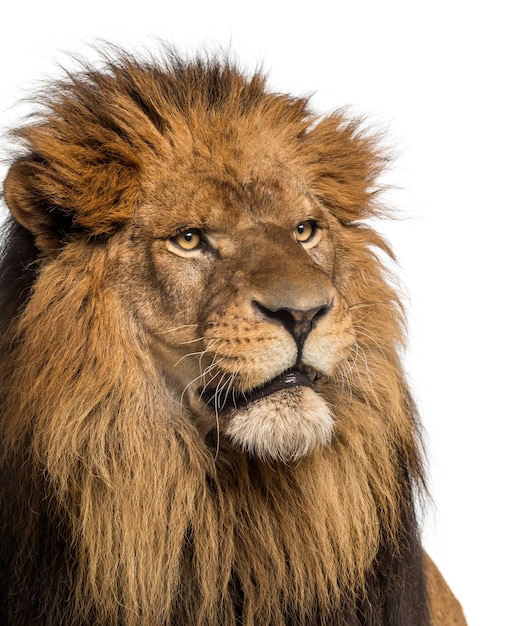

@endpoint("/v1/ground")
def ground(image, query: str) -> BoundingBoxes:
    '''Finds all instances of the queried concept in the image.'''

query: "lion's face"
[115,157,354,462]
[2,54,397,477]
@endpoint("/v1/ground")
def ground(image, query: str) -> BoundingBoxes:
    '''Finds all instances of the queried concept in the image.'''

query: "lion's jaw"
[223,385,334,462]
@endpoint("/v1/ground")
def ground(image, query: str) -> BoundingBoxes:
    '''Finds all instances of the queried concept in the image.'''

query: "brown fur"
[0,47,466,625]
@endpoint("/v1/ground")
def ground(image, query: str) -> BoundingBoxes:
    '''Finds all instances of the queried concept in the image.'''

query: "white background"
[1,1,519,624]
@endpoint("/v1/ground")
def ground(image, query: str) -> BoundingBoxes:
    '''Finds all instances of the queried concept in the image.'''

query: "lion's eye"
[295,220,317,244]
[172,228,204,251]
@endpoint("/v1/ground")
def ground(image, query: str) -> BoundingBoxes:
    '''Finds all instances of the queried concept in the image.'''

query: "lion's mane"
[1,48,430,625]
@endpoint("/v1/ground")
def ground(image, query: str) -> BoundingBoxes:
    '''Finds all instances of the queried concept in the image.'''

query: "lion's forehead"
[136,142,314,235]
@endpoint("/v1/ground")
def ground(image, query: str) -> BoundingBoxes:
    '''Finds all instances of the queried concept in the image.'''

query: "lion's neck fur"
[1,238,426,626]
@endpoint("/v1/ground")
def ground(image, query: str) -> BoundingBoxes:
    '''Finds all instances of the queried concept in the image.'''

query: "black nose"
[253,301,330,348]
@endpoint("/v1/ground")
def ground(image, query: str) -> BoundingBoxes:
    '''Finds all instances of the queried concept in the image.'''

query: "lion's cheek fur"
[223,387,334,462]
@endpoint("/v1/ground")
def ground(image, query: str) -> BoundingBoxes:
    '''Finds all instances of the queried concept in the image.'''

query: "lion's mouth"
[200,368,319,414]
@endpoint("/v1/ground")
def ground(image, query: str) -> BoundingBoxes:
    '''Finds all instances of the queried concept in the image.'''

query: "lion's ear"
[3,159,66,252]
[4,147,141,252]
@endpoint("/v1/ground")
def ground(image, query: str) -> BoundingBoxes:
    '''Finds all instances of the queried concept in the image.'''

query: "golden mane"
[0,47,462,626]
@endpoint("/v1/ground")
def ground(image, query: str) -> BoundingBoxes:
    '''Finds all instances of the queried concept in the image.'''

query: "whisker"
[178,341,226,409]
[337,340,376,402]
[179,358,226,410]
[172,338,222,370]
[198,359,228,400]
[172,349,206,369]
[219,364,237,404]
[353,325,387,360]
[154,323,203,336]
[213,408,220,461]
[347,300,392,312]
[200,339,222,370]
[179,336,207,345]
[214,371,233,410]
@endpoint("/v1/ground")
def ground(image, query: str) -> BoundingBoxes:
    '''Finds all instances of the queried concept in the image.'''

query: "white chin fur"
[223,386,334,462]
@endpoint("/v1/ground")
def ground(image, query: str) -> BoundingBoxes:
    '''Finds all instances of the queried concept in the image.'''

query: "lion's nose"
[253,301,330,348]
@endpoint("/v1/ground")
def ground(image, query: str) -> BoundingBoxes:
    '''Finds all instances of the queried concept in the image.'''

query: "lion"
[0,48,466,625]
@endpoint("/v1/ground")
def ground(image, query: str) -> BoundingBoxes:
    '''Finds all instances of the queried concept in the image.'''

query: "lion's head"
[0,49,430,625]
